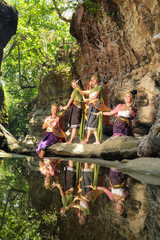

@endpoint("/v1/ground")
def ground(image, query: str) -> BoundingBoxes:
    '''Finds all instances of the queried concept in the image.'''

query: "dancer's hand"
[52,182,60,188]
[74,196,79,202]
[83,96,87,102]
[96,112,101,117]
[91,112,100,117]
[60,106,65,111]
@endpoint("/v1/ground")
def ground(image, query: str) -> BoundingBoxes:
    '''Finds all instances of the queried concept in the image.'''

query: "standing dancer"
[61,80,83,143]
[76,75,105,144]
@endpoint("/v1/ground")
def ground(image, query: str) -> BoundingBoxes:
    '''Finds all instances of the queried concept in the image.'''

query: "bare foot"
[80,140,88,144]
[93,141,100,144]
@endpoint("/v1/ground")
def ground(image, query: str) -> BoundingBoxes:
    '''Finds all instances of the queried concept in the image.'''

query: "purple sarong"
[36,132,59,154]
[109,168,126,186]
[113,119,132,137]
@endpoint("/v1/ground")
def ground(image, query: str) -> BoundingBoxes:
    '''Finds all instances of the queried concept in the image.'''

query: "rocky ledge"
[46,135,138,160]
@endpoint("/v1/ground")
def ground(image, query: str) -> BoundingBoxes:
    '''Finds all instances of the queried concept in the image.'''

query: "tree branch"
[0,189,12,232]
[3,39,18,61]
[1,182,26,194]
[52,0,71,23]
[17,44,36,89]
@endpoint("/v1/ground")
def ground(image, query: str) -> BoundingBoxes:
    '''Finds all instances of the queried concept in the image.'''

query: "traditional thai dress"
[85,85,103,131]
[111,104,136,137]
[75,165,102,215]
[68,88,83,128]
[79,84,111,141]
[61,166,76,208]
[102,168,129,202]
[36,116,66,154]
[39,158,55,176]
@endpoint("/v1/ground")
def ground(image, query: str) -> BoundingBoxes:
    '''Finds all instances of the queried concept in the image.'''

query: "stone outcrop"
[0,1,18,130]
[46,135,138,160]
[0,0,18,70]
[70,0,160,153]
[0,124,31,154]
[137,101,160,157]
[70,0,160,129]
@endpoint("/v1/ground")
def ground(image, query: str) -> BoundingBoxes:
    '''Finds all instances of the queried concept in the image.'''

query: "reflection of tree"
[0,182,26,232]
[0,158,59,239]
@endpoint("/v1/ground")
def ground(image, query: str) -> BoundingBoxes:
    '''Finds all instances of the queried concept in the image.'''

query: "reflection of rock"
[47,136,138,160]
[119,157,160,185]
[59,177,160,240]
[137,104,160,157]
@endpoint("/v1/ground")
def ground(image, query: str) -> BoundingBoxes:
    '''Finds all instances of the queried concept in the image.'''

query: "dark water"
[0,155,160,240]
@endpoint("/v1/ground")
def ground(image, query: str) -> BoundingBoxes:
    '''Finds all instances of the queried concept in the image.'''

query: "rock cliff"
[70,0,160,132]
[26,0,160,156]
[0,0,18,71]
[0,0,18,126]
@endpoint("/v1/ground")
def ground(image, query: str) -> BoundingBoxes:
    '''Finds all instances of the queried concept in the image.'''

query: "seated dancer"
[52,160,76,216]
[76,75,105,144]
[36,104,66,158]
[96,90,137,136]
[61,80,83,143]
[89,168,129,215]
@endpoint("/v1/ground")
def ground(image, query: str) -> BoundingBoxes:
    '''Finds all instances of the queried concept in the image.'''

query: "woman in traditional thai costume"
[89,168,129,215]
[77,75,104,144]
[71,163,102,225]
[97,90,137,137]
[52,160,78,218]
[61,80,83,143]
[36,104,66,158]
[39,158,61,187]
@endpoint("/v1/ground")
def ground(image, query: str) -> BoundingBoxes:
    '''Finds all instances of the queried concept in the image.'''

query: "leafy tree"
[2,0,78,135]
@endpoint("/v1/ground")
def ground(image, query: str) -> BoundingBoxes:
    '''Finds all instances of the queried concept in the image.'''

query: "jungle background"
[1,0,78,136]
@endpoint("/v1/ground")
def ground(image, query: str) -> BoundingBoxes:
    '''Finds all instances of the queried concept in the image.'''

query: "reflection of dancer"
[91,168,129,215]
[97,90,137,137]
[36,104,66,158]
[39,158,61,189]
[53,160,76,216]
[61,80,83,143]
[72,163,101,225]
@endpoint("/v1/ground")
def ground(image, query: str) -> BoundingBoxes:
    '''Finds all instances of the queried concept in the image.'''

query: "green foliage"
[84,0,101,15]
[0,158,42,239]
[2,0,78,135]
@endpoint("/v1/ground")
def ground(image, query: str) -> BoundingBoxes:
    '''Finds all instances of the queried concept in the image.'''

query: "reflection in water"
[38,158,130,225]
[39,158,61,189]
[0,157,160,239]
